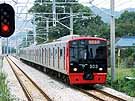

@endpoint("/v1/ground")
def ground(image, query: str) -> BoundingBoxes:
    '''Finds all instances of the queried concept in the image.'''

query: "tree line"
[21,0,135,46]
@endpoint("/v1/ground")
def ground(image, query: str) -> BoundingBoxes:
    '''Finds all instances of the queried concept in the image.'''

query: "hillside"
[90,6,135,23]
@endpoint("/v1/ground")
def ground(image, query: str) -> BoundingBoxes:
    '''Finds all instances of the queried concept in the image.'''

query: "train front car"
[68,37,107,85]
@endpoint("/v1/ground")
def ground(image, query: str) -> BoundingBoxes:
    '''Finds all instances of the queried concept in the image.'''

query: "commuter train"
[18,35,108,85]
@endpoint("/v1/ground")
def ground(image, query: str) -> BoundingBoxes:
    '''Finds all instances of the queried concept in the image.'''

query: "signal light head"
[0,3,15,37]
[1,24,9,32]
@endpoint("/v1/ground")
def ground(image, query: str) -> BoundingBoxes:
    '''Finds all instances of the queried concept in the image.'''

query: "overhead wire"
[16,0,31,32]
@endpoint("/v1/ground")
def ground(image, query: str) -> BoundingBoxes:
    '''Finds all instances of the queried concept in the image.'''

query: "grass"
[107,67,135,97]
[108,68,135,80]
[0,69,14,101]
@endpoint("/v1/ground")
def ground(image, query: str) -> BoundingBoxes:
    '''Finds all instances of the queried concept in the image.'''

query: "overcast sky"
[0,0,135,33]
[79,0,135,11]
[1,0,135,12]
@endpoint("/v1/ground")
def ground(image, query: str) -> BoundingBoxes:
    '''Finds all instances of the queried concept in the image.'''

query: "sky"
[0,0,135,34]
[79,0,135,11]
[1,0,135,12]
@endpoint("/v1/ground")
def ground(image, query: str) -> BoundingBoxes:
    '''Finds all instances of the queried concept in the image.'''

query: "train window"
[51,49,53,56]
[60,49,62,57]
[63,47,65,70]
[49,48,50,65]
[80,40,85,45]
[42,48,43,64]
[70,47,78,62]
[58,47,60,68]
[95,46,107,59]
[79,47,87,60]
[55,49,57,55]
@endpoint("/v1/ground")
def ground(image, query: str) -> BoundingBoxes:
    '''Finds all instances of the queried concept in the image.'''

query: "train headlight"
[73,68,77,72]
[99,68,103,71]
[70,63,73,66]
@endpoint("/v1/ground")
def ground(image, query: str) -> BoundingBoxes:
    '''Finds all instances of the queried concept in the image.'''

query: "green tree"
[116,11,135,37]
[74,16,109,38]
[29,0,109,43]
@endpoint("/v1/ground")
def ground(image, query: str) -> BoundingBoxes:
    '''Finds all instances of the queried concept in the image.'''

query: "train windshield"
[70,40,107,63]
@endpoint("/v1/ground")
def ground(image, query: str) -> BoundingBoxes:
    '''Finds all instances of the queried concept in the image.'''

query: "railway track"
[6,56,52,101]
[7,56,130,101]
[74,86,127,101]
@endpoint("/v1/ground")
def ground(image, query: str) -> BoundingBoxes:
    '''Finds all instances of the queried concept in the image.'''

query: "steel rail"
[6,56,52,101]
[73,86,127,101]
[95,88,127,101]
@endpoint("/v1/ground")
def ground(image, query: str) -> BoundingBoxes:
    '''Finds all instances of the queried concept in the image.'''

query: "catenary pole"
[52,0,56,26]
[70,7,73,35]
[46,18,49,41]
[7,38,8,55]
[110,0,116,81]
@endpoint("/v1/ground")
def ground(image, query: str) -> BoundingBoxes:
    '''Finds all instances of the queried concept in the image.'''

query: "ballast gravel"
[9,56,97,101]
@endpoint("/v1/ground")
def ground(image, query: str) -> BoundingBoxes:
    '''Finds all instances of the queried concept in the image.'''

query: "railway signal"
[0,3,15,37]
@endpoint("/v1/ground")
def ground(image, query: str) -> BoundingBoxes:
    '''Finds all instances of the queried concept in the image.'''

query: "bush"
[107,72,135,97]
[0,70,14,101]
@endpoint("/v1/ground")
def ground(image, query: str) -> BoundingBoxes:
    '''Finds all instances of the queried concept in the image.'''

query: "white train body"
[19,35,107,85]
[19,35,79,75]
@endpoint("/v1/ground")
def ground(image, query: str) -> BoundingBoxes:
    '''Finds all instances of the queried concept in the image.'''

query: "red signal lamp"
[2,24,9,32]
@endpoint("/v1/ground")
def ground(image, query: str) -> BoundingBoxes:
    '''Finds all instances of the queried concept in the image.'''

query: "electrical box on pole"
[0,3,15,37]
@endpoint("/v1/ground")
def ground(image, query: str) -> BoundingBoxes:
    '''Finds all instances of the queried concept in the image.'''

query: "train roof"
[54,35,107,42]
[21,35,107,50]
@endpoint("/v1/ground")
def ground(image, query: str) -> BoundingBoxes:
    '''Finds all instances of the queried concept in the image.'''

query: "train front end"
[68,37,107,85]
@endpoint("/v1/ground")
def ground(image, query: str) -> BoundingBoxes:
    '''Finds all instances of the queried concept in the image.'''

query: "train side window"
[60,49,62,57]
[51,48,52,56]
[58,47,60,68]
[45,48,46,64]
[55,49,57,55]
[49,48,50,65]
[63,47,65,70]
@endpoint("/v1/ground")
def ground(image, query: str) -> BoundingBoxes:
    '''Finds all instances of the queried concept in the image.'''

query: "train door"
[45,48,47,66]
[59,45,66,71]
[40,48,42,64]
[58,47,60,69]
[54,46,58,69]
[41,48,44,64]
[59,47,63,70]
[48,48,51,66]
[46,47,48,66]
[50,47,53,67]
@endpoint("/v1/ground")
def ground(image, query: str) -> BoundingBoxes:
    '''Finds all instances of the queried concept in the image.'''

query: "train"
[18,35,108,85]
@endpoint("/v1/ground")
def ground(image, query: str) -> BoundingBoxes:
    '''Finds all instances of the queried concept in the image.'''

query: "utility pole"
[9,40,11,54]
[6,38,8,55]
[52,0,56,26]
[46,18,49,41]
[4,40,6,54]
[0,38,3,68]
[70,7,73,35]
[110,0,116,81]
[0,38,2,55]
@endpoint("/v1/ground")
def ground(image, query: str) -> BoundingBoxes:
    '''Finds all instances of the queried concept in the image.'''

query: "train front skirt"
[69,73,107,85]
